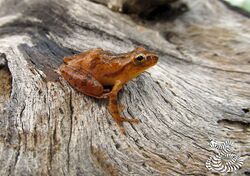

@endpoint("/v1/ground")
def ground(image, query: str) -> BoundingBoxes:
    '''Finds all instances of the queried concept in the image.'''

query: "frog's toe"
[101,93,110,98]
[118,104,125,112]
[95,92,110,99]
[119,126,126,135]
[115,120,126,135]
[122,117,140,124]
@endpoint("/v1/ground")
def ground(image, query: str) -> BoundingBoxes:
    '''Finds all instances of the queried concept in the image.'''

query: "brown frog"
[59,47,158,134]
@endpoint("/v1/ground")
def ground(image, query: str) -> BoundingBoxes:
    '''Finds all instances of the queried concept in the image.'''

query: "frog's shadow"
[89,85,126,105]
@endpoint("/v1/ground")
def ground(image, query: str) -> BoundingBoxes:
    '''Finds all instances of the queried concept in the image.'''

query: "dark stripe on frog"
[89,54,128,70]
[103,62,132,77]
[89,57,102,69]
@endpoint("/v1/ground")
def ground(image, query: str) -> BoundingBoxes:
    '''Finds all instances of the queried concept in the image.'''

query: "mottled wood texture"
[0,0,250,175]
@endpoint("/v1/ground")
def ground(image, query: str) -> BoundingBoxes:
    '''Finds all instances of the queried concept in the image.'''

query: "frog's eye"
[134,54,146,64]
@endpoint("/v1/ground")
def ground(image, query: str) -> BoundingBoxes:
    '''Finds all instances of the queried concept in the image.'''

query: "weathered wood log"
[0,0,250,175]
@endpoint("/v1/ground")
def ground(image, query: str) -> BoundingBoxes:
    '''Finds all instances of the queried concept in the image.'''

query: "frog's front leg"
[108,81,140,134]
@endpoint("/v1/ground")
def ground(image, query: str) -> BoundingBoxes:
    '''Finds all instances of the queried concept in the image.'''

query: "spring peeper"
[59,47,158,134]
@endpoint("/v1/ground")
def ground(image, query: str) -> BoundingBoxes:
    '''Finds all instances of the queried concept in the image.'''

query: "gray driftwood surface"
[0,0,250,175]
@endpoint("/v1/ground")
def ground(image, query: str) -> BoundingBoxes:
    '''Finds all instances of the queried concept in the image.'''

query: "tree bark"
[0,0,250,175]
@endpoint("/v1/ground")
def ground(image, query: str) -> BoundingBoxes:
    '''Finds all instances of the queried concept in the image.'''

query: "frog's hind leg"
[60,65,105,98]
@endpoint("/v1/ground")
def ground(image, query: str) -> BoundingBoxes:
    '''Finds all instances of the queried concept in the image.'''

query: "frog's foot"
[94,89,111,99]
[114,117,140,135]
[121,117,140,124]
[94,92,110,99]
[118,125,126,135]
[118,104,125,112]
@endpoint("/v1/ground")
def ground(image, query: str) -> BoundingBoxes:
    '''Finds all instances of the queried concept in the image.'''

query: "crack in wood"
[67,90,74,174]
[218,119,250,130]
[0,53,12,108]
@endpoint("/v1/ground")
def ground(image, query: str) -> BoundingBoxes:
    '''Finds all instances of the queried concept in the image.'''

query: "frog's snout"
[147,55,158,65]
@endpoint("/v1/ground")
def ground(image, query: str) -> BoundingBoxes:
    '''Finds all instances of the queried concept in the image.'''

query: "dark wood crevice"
[0,53,12,107]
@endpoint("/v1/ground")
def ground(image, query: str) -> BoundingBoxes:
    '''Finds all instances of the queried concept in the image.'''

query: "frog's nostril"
[151,55,158,62]
[147,55,157,60]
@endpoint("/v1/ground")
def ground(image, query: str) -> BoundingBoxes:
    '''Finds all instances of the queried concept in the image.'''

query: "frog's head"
[129,47,158,74]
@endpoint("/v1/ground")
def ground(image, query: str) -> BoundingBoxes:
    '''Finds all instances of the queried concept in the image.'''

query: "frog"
[59,47,158,134]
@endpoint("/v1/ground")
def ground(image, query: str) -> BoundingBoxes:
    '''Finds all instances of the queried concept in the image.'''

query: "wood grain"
[0,0,249,175]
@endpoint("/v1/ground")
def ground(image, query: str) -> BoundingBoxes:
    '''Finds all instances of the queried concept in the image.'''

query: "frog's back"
[71,49,130,73]
[63,48,104,65]
[63,48,133,86]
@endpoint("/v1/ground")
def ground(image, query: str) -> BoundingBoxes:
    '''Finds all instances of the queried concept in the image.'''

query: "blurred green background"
[225,0,250,13]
